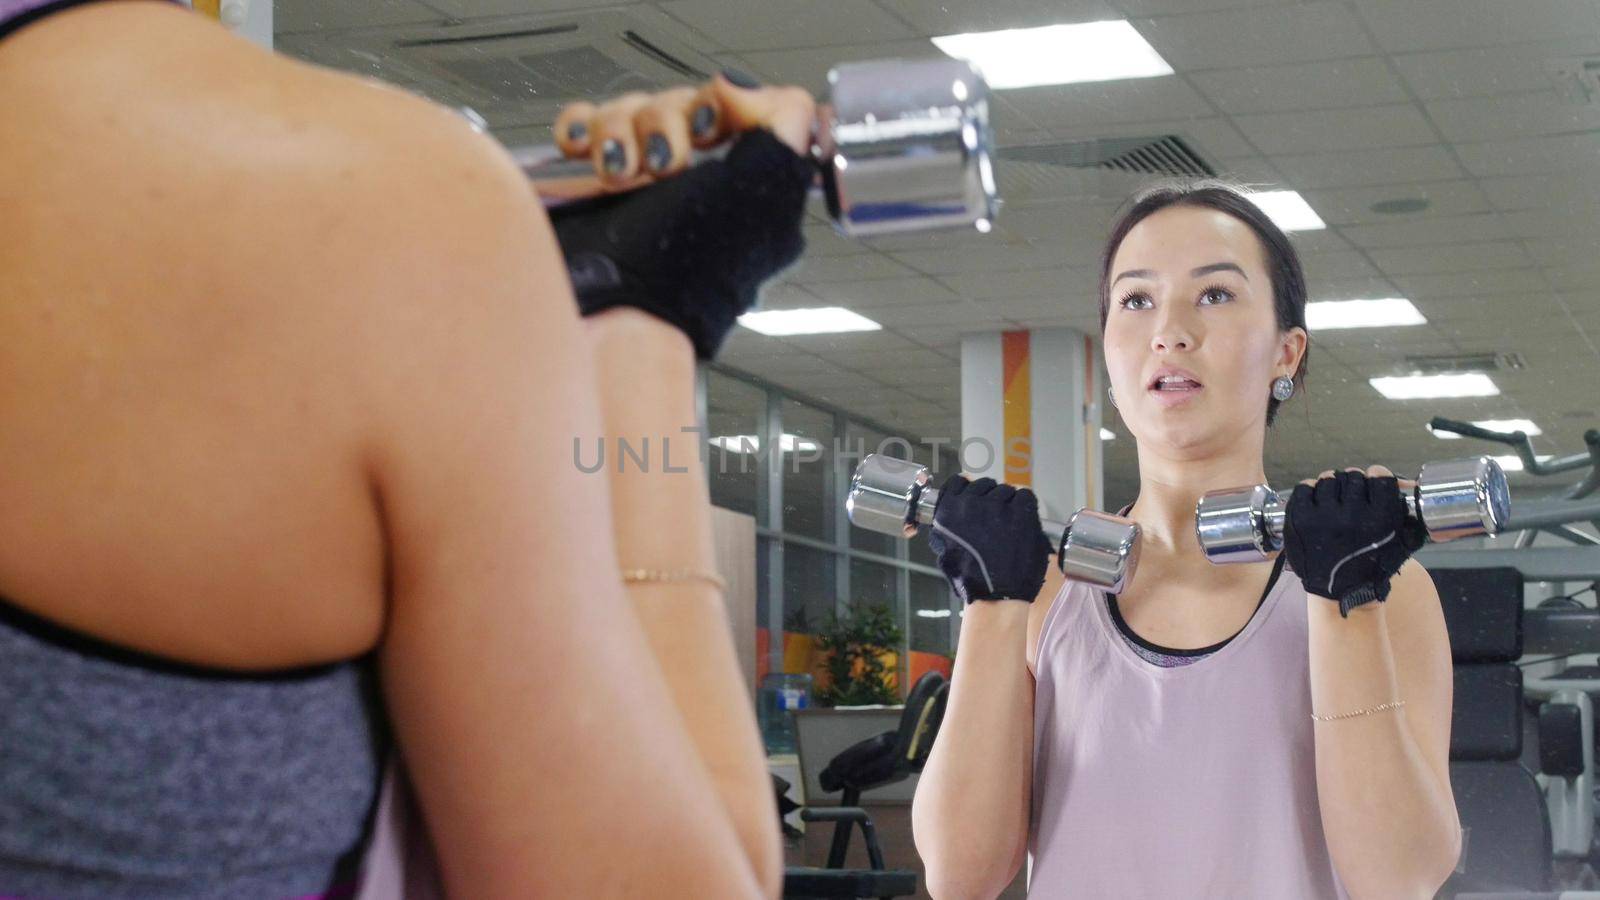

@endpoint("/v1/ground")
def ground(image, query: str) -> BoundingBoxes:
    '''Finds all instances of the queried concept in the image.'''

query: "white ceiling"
[275,0,1600,506]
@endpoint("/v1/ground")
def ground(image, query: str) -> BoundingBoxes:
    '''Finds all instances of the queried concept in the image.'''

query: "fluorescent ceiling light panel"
[1241,190,1325,232]
[708,434,820,453]
[1369,373,1499,400]
[931,21,1173,89]
[1431,419,1542,440]
[1100,428,1116,440]
[1306,298,1426,330]
[738,307,881,336]
[916,609,953,619]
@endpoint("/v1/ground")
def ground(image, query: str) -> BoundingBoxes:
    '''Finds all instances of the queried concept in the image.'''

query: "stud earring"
[1271,375,1295,402]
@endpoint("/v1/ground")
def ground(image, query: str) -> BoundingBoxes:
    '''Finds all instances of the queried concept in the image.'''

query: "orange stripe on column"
[1002,330,1031,486]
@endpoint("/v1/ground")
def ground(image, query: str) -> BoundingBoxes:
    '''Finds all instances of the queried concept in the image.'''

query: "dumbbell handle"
[846,455,1140,592]
[508,124,828,204]
[1196,457,1510,564]
[1215,485,1422,555]
[907,478,1069,539]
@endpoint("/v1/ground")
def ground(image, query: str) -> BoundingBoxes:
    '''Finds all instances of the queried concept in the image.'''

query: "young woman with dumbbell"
[912,184,1460,898]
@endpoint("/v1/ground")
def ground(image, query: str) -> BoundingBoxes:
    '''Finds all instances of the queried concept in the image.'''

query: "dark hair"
[1097,180,1309,428]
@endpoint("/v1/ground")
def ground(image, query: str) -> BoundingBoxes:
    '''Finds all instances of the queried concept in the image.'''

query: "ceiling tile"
[1232,104,1436,155]
[1046,116,1257,160]
[803,277,961,308]
[1483,174,1600,217]
[1390,268,1548,299]
[1269,145,1465,190]
[1300,180,1491,226]
[274,0,442,33]
[1456,133,1600,178]
[1134,2,1376,73]
[1392,38,1600,100]
[1367,241,1533,276]
[732,40,942,95]
[1300,250,1380,283]
[1426,92,1600,144]
[890,242,1067,276]
[939,267,1081,301]
[1191,57,1409,115]
[874,0,1121,35]
[789,253,921,284]
[1339,213,1512,249]
[661,0,916,51]
[1354,0,1600,54]
[999,78,1211,130]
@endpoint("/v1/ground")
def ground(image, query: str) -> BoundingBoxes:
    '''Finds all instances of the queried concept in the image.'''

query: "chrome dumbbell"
[1195,456,1511,564]
[845,454,1141,593]
[508,57,998,238]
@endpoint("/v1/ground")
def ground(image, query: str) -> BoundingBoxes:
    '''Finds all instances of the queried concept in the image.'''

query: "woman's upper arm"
[1027,561,1067,676]
[1386,559,1456,802]
[353,114,762,896]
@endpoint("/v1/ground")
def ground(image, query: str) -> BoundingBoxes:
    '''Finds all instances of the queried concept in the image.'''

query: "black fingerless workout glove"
[926,475,1053,604]
[1282,470,1428,617]
[548,128,813,360]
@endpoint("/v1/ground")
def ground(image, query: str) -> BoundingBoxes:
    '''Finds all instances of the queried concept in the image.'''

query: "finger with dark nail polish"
[691,104,716,139]
[567,121,588,143]
[645,134,672,172]
[601,139,627,175]
[721,67,761,89]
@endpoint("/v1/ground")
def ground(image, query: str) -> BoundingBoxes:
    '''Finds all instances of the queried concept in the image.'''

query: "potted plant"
[814,603,902,707]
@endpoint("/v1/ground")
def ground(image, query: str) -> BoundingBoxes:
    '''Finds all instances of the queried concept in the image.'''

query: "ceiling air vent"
[999,135,1216,178]
[1402,352,1526,375]
[318,10,719,128]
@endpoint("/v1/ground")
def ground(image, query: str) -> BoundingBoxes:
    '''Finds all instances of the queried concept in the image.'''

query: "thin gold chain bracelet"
[1311,699,1406,722]
[620,567,727,593]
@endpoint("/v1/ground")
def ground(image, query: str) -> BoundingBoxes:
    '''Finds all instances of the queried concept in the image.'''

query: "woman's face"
[1103,205,1305,458]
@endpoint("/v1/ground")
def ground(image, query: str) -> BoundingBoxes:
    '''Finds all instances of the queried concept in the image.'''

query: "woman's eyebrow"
[1112,261,1248,286]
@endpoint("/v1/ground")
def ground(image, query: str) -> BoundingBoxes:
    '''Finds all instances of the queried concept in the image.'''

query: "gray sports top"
[0,596,387,899]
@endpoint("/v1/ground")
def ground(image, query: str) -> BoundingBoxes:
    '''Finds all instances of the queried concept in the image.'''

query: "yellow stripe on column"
[1001,330,1031,486]
[192,0,221,19]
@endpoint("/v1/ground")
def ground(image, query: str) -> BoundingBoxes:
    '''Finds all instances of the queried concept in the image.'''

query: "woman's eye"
[1118,293,1152,311]
[1199,286,1235,305]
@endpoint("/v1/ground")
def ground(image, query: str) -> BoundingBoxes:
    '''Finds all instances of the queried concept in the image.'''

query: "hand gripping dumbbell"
[1194,456,1512,564]
[845,455,1141,593]
[508,57,999,238]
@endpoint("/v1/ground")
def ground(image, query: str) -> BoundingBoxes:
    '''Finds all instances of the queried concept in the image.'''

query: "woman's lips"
[1147,381,1203,407]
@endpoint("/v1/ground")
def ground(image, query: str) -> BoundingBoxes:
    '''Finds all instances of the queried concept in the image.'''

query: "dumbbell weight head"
[844,454,1140,592]
[846,454,936,539]
[817,58,998,237]
[513,58,999,238]
[1415,456,1511,541]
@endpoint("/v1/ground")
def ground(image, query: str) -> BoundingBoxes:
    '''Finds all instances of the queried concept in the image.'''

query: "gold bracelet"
[1311,699,1406,722]
[620,567,727,593]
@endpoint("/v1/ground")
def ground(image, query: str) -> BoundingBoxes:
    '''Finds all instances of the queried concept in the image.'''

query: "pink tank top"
[1029,562,1350,898]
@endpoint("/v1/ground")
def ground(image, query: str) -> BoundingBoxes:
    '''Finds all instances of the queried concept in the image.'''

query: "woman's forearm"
[1307,600,1460,899]
[583,307,781,896]
[913,601,1034,898]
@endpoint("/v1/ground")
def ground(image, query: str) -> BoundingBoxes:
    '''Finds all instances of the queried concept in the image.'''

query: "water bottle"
[759,673,813,755]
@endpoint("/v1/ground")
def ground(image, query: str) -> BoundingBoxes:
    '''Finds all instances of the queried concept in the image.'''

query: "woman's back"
[0,5,438,892]
[0,5,776,895]
[0,2,395,668]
